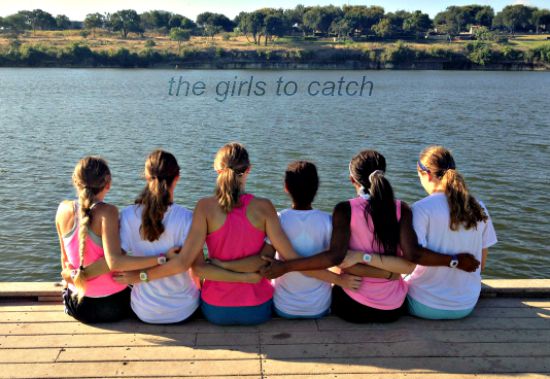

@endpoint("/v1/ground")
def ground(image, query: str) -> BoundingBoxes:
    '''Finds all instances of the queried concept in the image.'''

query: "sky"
[0,0,548,21]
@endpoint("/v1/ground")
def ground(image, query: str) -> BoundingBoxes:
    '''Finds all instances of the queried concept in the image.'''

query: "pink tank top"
[201,194,273,307]
[344,197,408,310]
[63,202,127,298]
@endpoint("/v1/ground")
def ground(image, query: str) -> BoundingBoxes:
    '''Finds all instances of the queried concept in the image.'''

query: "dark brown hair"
[419,146,487,230]
[349,150,399,255]
[135,150,180,241]
[285,160,319,207]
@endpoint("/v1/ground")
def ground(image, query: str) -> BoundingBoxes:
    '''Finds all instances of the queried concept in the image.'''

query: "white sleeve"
[480,202,498,249]
[411,202,429,248]
[119,211,133,255]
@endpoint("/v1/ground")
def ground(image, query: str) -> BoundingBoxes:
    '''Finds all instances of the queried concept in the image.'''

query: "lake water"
[0,68,549,281]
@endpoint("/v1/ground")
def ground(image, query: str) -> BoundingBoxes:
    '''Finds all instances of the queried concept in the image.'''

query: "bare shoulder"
[56,200,74,223]
[249,196,275,214]
[92,202,119,220]
[195,196,218,213]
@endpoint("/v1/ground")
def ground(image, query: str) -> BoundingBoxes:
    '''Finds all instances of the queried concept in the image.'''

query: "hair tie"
[79,265,85,271]
[369,170,384,183]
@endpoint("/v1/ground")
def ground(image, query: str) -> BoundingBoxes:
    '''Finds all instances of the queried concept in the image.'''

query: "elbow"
[106,257,122,271]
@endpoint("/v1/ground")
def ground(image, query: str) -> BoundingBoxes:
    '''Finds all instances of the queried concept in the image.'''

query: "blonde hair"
[71,156,111,302]
[214,143,250,213]
[135,150,180,241]
[419,146,488,231]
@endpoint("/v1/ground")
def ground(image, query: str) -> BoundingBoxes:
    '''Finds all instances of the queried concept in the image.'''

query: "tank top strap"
[233,193,253,215]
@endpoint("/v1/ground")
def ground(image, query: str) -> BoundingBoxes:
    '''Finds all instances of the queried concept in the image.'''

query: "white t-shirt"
[120,204,200,323]
[273,209,333,316]
[406,193,498,310]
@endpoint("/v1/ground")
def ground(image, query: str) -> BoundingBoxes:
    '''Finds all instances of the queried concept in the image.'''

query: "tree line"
[0,4,549,43]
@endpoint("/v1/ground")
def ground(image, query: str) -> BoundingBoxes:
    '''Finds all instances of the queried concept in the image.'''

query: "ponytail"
[136,150,180,242]
[367,170,399,255]
[213,143,250,213]
[349,151,400,256]
[419,146,488,231]
[215,168,244,213]
[72,156,111,303]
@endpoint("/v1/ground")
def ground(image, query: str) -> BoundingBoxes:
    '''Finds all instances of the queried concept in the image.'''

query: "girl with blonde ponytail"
[57,156,178,323]
[406,146,498,319]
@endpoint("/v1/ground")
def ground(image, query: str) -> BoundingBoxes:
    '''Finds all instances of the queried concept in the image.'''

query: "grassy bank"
[1,30,549,69]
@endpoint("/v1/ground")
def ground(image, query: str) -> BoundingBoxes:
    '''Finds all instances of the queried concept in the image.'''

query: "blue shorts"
[407,295,474,320]
[274,306,330,319]
[201,299,273,326]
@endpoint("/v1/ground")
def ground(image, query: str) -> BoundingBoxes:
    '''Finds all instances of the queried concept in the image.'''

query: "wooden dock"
[0,280,549,378]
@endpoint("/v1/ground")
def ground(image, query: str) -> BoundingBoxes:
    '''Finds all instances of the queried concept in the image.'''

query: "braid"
[71,156,111,303]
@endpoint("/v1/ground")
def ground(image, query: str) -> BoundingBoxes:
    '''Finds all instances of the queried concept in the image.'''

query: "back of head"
[285,160,319,208]
[136,149,180,242]
[214,142,250,213]
[419,146,487,231]
[72,156,111,302]
[349,150,399,255]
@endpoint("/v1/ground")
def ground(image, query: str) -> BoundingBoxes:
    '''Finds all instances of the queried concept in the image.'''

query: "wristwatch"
[362,253,372,264]
[449,255,459,268]
[139,271,149,283]
[157,254,167,265]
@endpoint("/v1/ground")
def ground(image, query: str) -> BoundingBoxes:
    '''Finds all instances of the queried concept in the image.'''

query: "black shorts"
[331,285,407,323]
[62,287,132,324]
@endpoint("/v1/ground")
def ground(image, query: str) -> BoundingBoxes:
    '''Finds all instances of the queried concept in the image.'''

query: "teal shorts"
[407,295,474,320]
[274,306,330,319]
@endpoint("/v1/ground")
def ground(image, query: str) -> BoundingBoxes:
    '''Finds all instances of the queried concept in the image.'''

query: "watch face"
[450,260,459,268]
[139,272,148,281]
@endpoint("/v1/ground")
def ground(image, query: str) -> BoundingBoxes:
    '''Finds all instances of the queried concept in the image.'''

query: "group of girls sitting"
[56,143,497,325]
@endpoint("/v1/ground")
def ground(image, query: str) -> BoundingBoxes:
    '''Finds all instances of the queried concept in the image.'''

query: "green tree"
[55,14,71,30]
[109,10,142,38]
[303,5,342,36]
[84,13,105,37]
[263,13,285,45]
[403,10,432,38]
[169,27,191,53]
[371,18,392,38]
[496,5,535,33]
[532,9,550,33]
[342,5,385,36]
[330,18,352,41]
[196,12,234,33]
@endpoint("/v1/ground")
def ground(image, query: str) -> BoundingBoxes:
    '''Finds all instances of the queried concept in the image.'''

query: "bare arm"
[342,264,397,279]
[481,248,488,271]
[340,250,416,274]
[210,243,275,273]
[192,252,261,283]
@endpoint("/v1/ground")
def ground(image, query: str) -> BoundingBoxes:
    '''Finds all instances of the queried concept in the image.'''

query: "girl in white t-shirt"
[406,146,498,319]
[117,150,200,323]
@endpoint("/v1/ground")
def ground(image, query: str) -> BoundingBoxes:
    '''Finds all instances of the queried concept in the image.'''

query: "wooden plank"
[0,303,64,312]
[0,319,259,335]
[261,342,550,359]
[260,329,550,345]
[482,279,550,297]
[0,348,60,363]
[0,282,62,299]
[0,360,261,378]
[196,332,259,347]
[261,357,550,375]
[57,346,259,362]
[266,375,550,379]
[316,316,550,332]
[469,307,550,318]
[0,333,196,349]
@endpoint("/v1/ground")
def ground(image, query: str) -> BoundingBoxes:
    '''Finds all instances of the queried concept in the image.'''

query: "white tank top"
[120,204,199,323]
[273,209,332,316]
